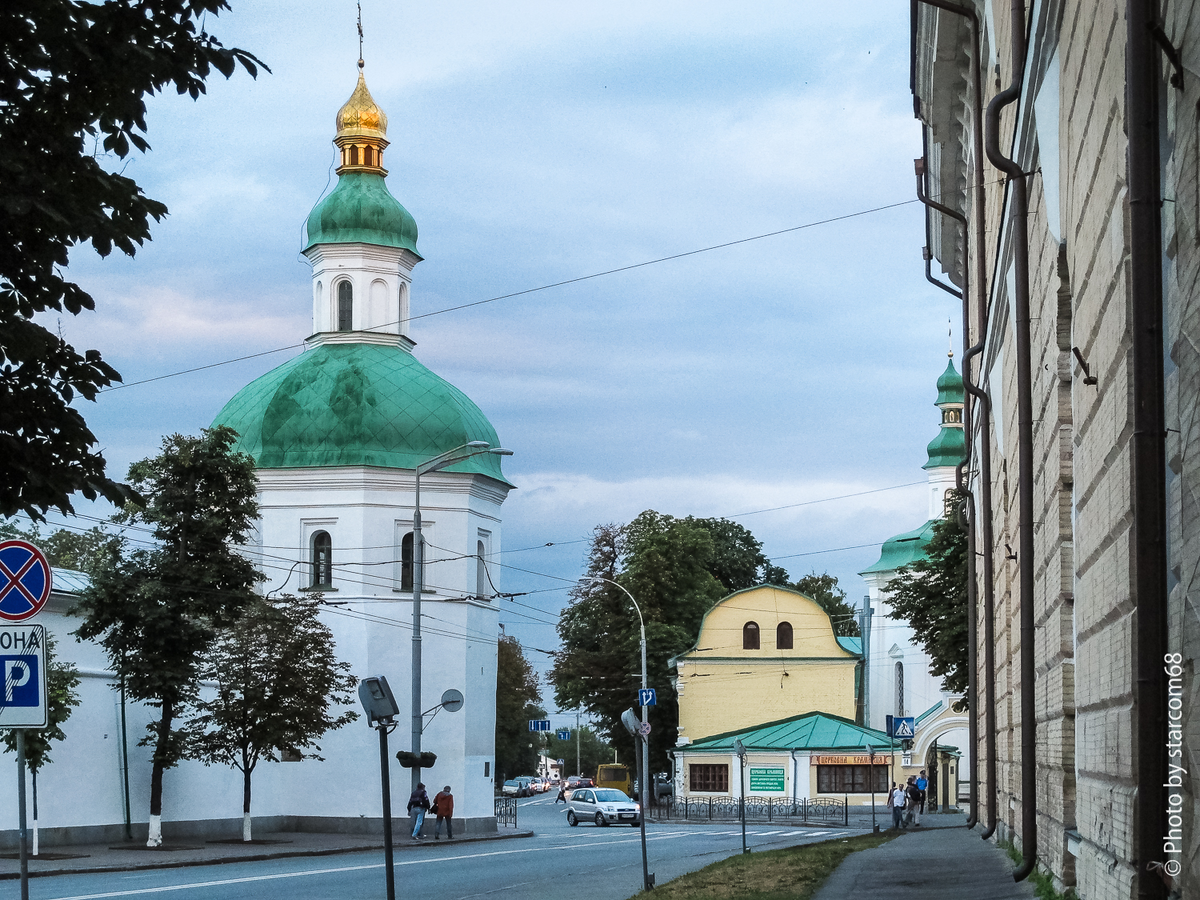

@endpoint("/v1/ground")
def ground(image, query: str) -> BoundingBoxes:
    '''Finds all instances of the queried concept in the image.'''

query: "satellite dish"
[441,689,465,713]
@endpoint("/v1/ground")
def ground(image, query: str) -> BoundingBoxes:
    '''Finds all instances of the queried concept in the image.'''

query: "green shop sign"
[748,767,786,792]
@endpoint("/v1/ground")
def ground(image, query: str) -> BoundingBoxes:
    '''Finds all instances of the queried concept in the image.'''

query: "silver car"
[565,787,641,827]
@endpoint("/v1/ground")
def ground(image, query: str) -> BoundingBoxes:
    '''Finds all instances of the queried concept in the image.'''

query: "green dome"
[860,519,938,574]
[305,172,420,255]
[924,425,966,469]
[212,343,510,482]
[935,358,964,405]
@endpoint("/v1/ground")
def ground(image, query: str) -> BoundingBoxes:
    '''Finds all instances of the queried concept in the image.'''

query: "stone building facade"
[913,0,1199,897]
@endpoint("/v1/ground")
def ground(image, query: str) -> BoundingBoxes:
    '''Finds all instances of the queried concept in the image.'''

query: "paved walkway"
[0,828,533,880]
[812,813,1037,900]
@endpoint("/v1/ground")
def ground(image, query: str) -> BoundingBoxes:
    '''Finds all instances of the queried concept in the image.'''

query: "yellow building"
[670,585,861,746]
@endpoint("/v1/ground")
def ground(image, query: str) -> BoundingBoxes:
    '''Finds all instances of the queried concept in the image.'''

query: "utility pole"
[576,711,581,777]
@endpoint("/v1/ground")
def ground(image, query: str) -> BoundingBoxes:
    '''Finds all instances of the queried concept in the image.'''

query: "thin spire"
[357,1,364,69]
[947,318,953,358]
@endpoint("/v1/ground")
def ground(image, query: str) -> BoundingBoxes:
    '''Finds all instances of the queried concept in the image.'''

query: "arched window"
[476,540,488,599]
[742,621,760,650]
[350,145,360,166]
[311,531,332,588]
[338,281,353,331]
[401,532,414,592]
[895,662,905,716]
[776,621,793,650]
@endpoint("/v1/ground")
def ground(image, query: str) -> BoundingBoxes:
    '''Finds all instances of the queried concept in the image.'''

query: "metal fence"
[647,795,848,826]
[494,797,517,828]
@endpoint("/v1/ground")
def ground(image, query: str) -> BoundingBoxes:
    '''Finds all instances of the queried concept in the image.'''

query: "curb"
[0,829,535,881]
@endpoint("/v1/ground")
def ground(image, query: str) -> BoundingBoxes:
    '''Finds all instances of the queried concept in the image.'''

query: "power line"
[96,197,921,394]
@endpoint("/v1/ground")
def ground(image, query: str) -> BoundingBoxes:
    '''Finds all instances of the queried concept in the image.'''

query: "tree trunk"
[147,700,173,847]
[243,759,253,841]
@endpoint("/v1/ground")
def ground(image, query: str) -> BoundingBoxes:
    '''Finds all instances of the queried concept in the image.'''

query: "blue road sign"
[0,624,47,728]
[557,729,571,740]
[892,716,916,739]
[0,541,52,621]
[528,719,551,732]
[638,688,657,707]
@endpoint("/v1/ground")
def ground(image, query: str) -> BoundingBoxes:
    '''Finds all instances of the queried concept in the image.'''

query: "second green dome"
[305,171,420,255]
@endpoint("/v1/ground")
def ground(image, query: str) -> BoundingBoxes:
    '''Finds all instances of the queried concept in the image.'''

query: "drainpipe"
[984,0,1035,882]
[1126,1,1168,897]
[912,0,992,832]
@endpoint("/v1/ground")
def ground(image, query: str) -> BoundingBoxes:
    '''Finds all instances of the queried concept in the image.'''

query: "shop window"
[816,765,889,794]
[689,764,729,793]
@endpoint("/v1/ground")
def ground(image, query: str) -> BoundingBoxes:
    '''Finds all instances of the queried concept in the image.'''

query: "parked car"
[529,777,546,793]
[566,788,641,827]
[501,780,521,796]
[513,776,535,797]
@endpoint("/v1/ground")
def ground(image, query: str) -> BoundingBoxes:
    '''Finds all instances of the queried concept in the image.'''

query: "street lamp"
[585,577,649,799]
[594,576,652,892]
[411,441,512,792]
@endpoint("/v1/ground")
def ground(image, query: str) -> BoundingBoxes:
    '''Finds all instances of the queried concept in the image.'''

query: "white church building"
[1,66,512,845]
[858,356,969,804]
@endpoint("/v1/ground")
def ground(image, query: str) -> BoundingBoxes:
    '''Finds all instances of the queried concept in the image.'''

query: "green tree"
[73,427,262,846]
[0,1,264,521]
[495,634,544,781]
[544,724,614,780]
[184,596,357,841]
[886,509,969,697]
[792,572,861,638]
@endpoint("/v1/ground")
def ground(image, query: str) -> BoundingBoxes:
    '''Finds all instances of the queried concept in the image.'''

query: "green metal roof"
[836,636,862,655]
[935,358,964,405]
[915,700,943,725]
[305,171,420,255]
[212,343,511,482]
[924,424,966,469]
[685,711,890,753]
[860,519,938,575]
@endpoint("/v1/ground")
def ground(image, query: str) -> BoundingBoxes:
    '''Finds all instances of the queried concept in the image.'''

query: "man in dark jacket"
[407,783,431,839]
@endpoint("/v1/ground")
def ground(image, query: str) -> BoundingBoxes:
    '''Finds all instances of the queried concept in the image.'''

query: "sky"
[38,1,961,720]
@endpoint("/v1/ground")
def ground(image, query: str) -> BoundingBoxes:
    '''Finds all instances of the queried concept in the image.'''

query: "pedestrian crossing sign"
[891,717,915,739]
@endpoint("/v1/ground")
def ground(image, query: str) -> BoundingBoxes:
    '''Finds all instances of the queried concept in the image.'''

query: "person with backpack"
[905,776,922,827]
[407,782,431,840]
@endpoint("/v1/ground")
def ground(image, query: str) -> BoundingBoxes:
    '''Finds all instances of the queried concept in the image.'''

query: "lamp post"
[585,577,649,810]
[865,744,877,832]
[734,739,748,855]
[411,441,512,792]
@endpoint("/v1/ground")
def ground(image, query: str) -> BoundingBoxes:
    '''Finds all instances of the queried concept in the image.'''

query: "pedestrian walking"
[407,782,431,840]
[905,776,922,827]
[555,784,567,803]
[916,769,928,815]
[889,782,907,829]
[432,785,455,839]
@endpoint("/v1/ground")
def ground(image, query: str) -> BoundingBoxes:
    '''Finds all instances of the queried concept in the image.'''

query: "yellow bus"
[596,763,633,797]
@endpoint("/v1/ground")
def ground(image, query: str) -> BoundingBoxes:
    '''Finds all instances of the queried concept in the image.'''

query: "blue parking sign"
[2,655,39,707]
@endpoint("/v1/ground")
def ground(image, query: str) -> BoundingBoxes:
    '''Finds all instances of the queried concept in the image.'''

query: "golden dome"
[333,68,389,176]
[336,71,388,141]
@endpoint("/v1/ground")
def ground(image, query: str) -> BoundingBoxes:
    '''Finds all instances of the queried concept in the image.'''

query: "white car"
[565,787,641,827]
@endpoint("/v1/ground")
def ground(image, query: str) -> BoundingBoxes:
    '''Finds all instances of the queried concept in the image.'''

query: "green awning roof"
[685,711,891,753]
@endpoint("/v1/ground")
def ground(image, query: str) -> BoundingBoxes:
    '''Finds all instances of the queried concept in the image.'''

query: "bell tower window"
[338,281,353,331]
[311,531,332,588]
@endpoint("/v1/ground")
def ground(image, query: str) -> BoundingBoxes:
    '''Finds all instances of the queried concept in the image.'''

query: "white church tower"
[859,356,965,740]
[213,64,513,833]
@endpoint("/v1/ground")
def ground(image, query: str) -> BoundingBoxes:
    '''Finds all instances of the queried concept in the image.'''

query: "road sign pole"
[17,729,29,900]
[378,723,395,900]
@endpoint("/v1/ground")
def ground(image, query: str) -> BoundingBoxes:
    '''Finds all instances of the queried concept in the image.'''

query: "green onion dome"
[212,343,509,482]
[304,171,420,255]
[935,358,965,405]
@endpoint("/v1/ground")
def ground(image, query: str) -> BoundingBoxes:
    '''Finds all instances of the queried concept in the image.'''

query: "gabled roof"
[685,711,891,753]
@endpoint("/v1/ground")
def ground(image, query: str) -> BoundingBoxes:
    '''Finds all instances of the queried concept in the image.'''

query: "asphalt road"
[27,795,867,900]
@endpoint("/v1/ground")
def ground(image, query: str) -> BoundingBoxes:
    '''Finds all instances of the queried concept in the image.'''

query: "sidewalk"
[0,828,533,881]
[812,812,1037,900]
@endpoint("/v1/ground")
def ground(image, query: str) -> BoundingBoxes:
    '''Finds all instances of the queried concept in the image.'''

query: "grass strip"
[628,830,900,900]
